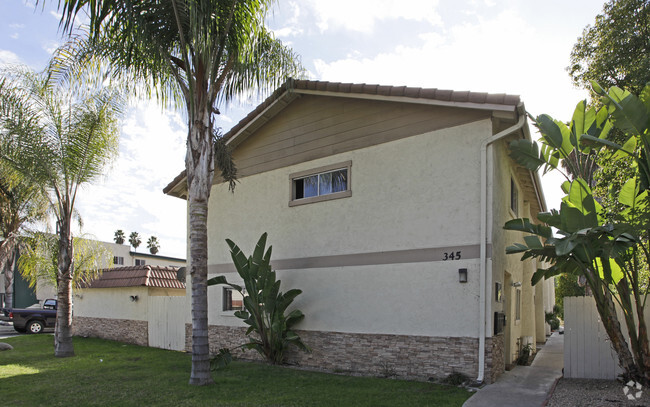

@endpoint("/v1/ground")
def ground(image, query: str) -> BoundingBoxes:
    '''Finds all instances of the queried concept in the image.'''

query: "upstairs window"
[135,259,146,266]
[290,161,352,206]
[113,256,124,265]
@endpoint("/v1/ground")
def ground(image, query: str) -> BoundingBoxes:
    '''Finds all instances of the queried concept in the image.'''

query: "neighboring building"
[73,265,186,350]
[107,241,186,269]
[2,238,186,307]
[164,79,554,384]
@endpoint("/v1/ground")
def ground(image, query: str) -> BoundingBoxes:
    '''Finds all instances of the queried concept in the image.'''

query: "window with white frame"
[223,288,244,312]
[289,161,352,206]
[113,256,124,265]
[135,259,146,266]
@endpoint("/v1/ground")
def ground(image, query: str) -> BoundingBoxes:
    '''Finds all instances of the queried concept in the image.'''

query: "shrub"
[208,233,310,367]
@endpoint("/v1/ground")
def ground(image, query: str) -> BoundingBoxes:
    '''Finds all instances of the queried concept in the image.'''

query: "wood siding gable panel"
[231,95,490,180]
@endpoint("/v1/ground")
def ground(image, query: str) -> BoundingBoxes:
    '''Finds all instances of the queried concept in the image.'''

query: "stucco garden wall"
[75,287,148,321]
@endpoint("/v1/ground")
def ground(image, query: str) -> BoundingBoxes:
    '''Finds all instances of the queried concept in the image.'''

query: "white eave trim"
[294,89,519,113]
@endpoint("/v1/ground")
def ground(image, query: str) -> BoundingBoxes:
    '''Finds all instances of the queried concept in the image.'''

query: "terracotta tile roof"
[163,79,521,195]
[81,266,185,289]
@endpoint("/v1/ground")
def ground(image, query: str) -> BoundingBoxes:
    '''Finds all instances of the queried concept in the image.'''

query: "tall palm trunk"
[187,99,215,385]
[3,249,16,309]
[0,236,18,308]
[55,213,74,357]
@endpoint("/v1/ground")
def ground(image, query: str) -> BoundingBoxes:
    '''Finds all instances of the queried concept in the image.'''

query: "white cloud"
[0,50,22,65]
[74,101,189,258]
[42,40,60,55]
[49,10,62,20]
[271,1,303,37]
[304,0,442,33]
[10,33,19,40]
[9,24,25,29]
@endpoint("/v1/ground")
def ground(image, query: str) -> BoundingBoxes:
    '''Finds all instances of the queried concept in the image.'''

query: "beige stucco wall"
[209,119,492,261]
[205,119,494,338]
[75,287,149,321]
[490,139,553,364]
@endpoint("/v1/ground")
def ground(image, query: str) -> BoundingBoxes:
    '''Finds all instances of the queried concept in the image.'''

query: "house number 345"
[442,251,462,260]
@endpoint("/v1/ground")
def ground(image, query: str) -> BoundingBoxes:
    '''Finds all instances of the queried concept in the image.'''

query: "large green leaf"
[604,87,649,136]
[558,180,599,232]
[571,100,588,140]
[536,114,573,158]
[226,238,251,280]
[595,257,624,284]
[524,235,543,249]
[503,218,552,239]
[612,136,637,161]
[555,236,577,256]
[619,177,639,207]
[508,139,547,171]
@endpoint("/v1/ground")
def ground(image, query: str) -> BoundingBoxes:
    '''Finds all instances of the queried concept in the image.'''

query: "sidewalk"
[463,332,564,407]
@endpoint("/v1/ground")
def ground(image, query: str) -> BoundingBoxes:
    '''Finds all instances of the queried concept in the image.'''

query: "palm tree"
[129,231,141,252]
[147,236,160,255]
[0,67,122,357]
[54,0,303,384]
[0,164,48,309]
[114,229,125,245]
[19,232,111,292]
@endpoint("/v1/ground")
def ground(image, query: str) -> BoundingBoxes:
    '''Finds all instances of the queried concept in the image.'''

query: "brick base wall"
[186,324,503,383]
[486,334,505,383]
[74,317,148,347]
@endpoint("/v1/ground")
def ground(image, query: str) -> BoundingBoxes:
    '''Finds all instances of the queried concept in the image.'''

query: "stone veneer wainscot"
[74,316,148,347]
[186,324,505,383]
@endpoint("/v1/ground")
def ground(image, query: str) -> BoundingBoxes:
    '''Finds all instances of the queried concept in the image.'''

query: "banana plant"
[505,84,650,384]
[207,233,309,367]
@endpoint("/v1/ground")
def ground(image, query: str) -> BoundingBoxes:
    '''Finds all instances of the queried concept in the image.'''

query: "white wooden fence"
[148,296,187,351]
[564,296,650,379]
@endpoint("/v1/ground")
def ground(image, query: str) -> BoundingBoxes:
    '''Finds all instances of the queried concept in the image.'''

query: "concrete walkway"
[463,332,564,407]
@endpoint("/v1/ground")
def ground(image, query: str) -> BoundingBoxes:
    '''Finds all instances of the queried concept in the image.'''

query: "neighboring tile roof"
[81,266,185,289]
[163,79,522,196]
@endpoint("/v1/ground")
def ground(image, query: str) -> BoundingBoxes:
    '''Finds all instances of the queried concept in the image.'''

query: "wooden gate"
[564,296,650,380]
[148,296,187,351]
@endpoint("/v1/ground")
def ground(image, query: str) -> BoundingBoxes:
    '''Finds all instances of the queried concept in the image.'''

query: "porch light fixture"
[458,268,468,283]
[130,295,139,302]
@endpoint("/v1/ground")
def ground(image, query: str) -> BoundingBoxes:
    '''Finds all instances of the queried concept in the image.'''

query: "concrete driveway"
[463,332,564,407]
[0,321,53,338]
[0,322,23,339]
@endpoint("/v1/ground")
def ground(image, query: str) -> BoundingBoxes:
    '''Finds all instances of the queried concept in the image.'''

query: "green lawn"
[0,335,472,406]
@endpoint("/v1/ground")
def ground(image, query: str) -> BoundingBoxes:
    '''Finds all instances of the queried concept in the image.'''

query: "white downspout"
[477,103,526,383]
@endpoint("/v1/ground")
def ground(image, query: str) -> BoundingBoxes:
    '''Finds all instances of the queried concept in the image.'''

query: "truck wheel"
[27,320,44,334]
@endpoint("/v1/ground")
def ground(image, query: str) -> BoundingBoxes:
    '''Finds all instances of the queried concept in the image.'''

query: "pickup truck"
[8,299,57,334]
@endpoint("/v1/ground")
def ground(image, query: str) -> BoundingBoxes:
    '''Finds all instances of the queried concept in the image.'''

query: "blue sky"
[1,0,607,258]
